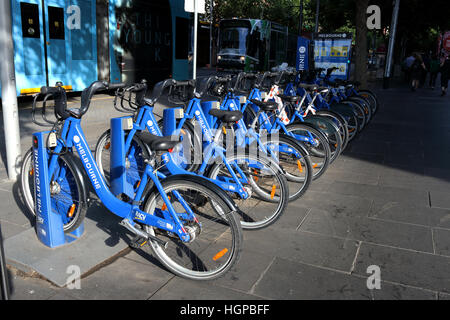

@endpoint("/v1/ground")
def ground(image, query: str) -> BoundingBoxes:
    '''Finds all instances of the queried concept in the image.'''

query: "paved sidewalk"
[1,80,450,300]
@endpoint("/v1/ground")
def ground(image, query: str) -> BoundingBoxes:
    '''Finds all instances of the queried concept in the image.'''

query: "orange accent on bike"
[313,163,318,168]
[253,169,259,181]
[67,204,76,218]
[213,248,228,261]
[161,196,171,211]
[222,126,227,135]
[270,185,277,199]
[297,160,303,173]
[29,168,34,176]
[104,142,111,150]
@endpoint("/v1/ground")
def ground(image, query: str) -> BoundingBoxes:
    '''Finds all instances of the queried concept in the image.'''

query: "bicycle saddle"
[208,109,243,123]
[250,99,278,111]
[138,132,181,152]
[277,94,300,103]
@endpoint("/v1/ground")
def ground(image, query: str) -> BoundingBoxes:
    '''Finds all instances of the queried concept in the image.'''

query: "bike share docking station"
[32,131,85,248]
[108,106,185,197]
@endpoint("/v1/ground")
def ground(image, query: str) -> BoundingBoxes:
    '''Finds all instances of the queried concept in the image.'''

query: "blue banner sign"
[296,37,310,71]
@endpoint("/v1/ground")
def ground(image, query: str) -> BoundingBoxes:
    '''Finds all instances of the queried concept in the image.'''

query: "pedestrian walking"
[440,54,450,96]
[420,52,430,87]
[410,53,426,91]
[429,54,440,89]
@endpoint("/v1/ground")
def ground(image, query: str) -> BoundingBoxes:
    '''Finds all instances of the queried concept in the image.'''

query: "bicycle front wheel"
[207,149,289,230]
[142,177,242,280]
[20,148,87,233]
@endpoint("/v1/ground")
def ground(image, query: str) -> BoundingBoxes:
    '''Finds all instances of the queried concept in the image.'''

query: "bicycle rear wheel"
[258,134,313,201]
[94,129,150,189]
[142,177,242,280]
[284,123,331,180]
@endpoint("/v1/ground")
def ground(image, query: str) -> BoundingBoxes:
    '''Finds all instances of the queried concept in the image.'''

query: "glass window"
[219,27,249,55]
[48,6,65,40]
[20,2,40,38]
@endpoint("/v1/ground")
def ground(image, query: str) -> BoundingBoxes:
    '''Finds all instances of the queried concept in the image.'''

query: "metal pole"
[0,225,10,300]
[0,0,21,181]
[209,0,213,68]
[383,0,400,89]
[298,0,304,36]
[193,0,198,79]
[314,0,320,33]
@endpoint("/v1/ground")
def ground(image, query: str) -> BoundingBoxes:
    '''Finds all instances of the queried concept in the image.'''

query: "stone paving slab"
[290,190,374,218]
[4,204,131,287]
[58,254,174,300]
[242,227,360,273]
[328,181,429,207]
[250,257,437,300]
[299,207,434,253]
[368,201,450,229]
[432,228,450,257]
[352,242,450,294]
[150,277,264,300]
[429,190,450,210]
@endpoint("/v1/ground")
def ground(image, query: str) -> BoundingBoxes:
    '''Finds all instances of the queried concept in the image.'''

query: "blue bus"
[2,0,191,96]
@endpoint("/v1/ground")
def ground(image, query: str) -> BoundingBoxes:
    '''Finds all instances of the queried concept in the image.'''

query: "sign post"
[0,0,21,180]
[185,0,205,79]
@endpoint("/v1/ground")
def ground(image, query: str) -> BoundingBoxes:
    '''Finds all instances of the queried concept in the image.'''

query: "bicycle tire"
[20,148,87,233]
[207,148,289,230]
[142,176,242,280]
[257,133,313,201]
[284,122,331,180]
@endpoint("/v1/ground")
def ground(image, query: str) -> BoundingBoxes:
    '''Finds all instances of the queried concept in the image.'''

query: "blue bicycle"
[94,79,289,229]
[19,81,243,280]
[229,72,332,180]
[197,74,313,201]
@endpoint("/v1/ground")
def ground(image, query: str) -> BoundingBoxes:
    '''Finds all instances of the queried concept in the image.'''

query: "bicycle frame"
[238,87,317,146]
[110,103,250,199]
[45,116,195,242]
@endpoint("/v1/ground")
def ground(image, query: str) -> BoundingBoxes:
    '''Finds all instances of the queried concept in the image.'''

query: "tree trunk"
[354,0,368,88]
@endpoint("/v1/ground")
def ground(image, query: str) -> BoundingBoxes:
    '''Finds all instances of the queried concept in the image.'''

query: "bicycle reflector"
[33,136,38,148]
[213,248,228,261]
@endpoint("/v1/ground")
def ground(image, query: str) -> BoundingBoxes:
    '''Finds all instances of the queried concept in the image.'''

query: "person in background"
[429,54,440,90]
[420,51,430,87]
[403,53,415,82]
[410,53,426,91]
[440,54,450,96]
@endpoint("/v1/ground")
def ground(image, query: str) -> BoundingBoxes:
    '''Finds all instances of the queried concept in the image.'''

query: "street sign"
[184,0,205,14]
[296,37,310,71]
[313,33,353,80]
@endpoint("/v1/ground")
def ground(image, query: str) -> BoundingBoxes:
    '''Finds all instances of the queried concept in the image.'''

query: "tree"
[355,0,369,87]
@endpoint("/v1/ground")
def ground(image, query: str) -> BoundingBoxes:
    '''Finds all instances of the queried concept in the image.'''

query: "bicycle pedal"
[130,236,148,249]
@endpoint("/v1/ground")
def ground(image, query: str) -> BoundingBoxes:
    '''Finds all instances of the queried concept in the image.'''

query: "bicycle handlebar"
[39,81,127,120]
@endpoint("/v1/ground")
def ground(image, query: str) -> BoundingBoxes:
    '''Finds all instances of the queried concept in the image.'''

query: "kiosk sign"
[313,33,352,80]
